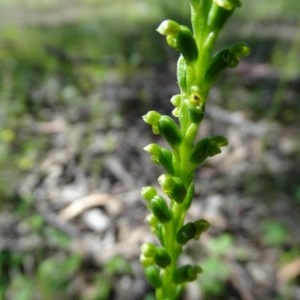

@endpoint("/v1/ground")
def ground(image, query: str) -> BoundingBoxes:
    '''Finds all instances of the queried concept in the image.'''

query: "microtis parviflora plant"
[140,0,250,299]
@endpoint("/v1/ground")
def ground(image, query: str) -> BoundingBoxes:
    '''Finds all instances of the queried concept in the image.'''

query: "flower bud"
[145,265,162,288]
[170,94,182,107]
[176,25,198,64]
[229,42,251,59]
[142,111,162,134]
[166,35,178,49]
[173,264,202,284]
[157,19,180,36]
[159,148,174,175]
[213,0,241,10]
[177,56,187,92]
[158,116,182,148]
[141,243,157,257]
[146,214,159,228]
[144,143,162,164]
[158,20,198,65]
[208,0,241,32]
[189,137,210,165]
[150,195,172,223]
[176,222,196,245]
[185,124,198,145]
[146,214,161,239]
[158,174,187,204]
[141,186,158,202]
[210,135,228,147]
[204,49,238,85]
[140,254,154,268]
[154,248,171,268]
[193,219,210,239]
[206,135,228,156]
[188,106,204,124]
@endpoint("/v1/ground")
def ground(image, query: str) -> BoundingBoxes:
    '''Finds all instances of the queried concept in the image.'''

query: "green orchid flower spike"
[141,1,250,299]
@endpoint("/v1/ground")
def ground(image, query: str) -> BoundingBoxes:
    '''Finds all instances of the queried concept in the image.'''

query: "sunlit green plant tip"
[141,0,249,299]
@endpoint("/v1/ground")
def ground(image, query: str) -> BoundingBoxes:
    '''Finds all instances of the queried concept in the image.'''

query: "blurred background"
[0,0,299,299]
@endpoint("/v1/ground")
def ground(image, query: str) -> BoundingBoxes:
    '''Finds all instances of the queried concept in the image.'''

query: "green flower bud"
[146,214,160,238]
[158,174,175,193]
[140,254,154,268]
[172,108,180,118]
[158,116,182,148]
[154,248,171,268]
[141,186,158,202]
[173,264,202,284]
[159,148,174,175]
[229,42,251,59]
[143,111,162,134]
[144,144,174,174]
[142,111,161,126]
[143,143,161,156]
[176,25,198,64]
[150,195,172,223]
[177,56,187,92]
[176,222,196,245]
[158,174,187,204]
[157,19,180,36]
[158,21,198,64]
[190,137,210,165]
[141,243,157,257]
[210,135,228,147]
[144,143,162,164]
[166,34,178,49]
[190,136,228,165]
[146,214,159,228]
[208,0,241,32]
[189,86,203,106]
[193,219,210,239]
[145,265,162,288]
[185,124,198,145]
[207,144,221,157]
[204,49,238,85]
[189,106,204,124]
[170,94,182,107]
[213,0,241,10]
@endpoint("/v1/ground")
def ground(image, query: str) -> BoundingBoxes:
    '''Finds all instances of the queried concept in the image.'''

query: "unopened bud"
[194,219,210,239]
[150,195,172,223]
[176,222,197,244]
[213,0,241,10]
[143,111,162,134]
[141,243,157,257]
[173,264,202,284]
[157,19,180,36]
[158,174,187,204]
[154,248,171,268]
[177,55,187,92]
[158,116,182,148]
[229,42,251,59]
[145,265,162,288]
[141,186,158,202]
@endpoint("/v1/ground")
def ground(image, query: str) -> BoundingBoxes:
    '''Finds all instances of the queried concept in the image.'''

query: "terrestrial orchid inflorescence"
[140,1,250,299]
